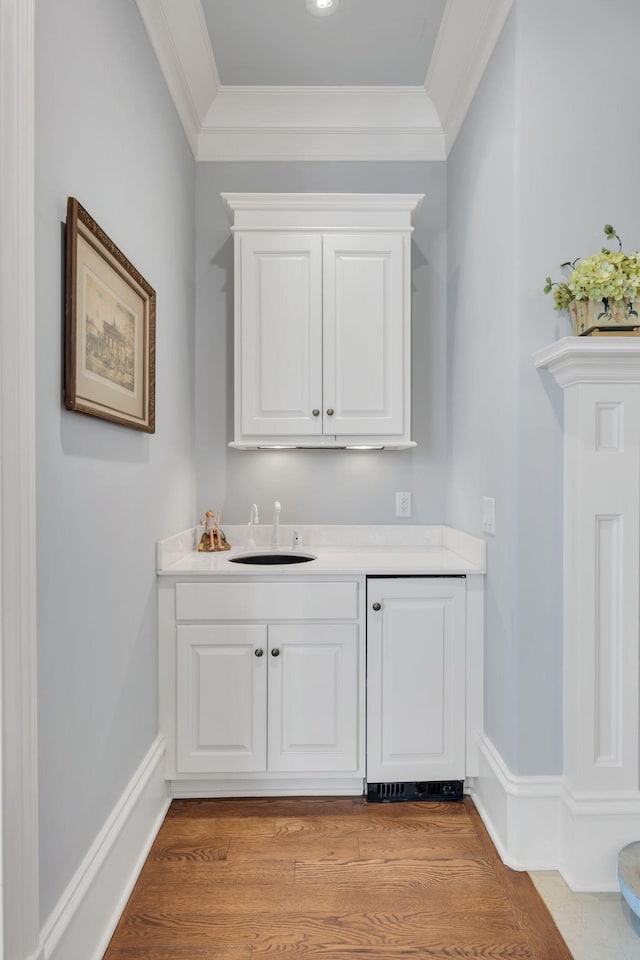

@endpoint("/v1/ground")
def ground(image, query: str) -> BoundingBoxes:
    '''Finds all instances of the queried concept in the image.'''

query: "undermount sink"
[228,551,317,565]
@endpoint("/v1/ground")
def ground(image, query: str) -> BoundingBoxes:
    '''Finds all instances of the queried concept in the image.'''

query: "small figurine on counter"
[202,510,217,550]
[198,510,231,552]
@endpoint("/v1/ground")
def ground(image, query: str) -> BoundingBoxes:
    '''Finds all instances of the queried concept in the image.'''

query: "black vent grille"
[366,780,463,803]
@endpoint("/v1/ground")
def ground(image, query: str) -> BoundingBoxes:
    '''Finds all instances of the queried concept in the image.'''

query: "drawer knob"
[254,648,264,658]
[326,408,335,417]
[271,648,280,658]
[372,602,381,611]
[312,409,320,417]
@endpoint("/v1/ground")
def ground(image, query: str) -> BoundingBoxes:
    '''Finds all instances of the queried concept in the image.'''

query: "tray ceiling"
[201,0,447,87]
[135,0,514,161]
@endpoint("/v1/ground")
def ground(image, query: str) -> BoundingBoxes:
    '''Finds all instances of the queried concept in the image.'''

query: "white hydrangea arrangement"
[545,225,640,312]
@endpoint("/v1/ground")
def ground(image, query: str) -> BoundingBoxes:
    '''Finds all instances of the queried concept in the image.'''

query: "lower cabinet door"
[367,578,466,783]
[176,624,267,774]
[267,623,360,773]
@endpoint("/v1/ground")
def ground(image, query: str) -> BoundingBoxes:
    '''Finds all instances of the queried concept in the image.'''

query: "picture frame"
[64,197,156,433]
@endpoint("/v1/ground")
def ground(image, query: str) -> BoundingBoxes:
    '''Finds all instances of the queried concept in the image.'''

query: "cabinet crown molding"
[534,336,640,388]
[222,192,424,231]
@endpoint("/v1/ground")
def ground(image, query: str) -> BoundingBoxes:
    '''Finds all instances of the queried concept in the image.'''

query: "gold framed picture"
[64,197,156,432]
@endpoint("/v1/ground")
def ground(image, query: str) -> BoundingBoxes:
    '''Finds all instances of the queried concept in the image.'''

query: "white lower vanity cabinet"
[159,578,365,796]
[366,577,467,786]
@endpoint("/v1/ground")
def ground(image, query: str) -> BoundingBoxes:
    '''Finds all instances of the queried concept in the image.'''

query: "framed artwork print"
[65,197,156,432]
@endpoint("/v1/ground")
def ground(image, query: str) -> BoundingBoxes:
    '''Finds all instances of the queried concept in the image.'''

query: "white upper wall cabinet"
[223,193,424,449]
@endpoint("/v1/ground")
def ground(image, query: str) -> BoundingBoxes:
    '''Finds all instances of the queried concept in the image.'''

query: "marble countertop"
[157,524,486,578]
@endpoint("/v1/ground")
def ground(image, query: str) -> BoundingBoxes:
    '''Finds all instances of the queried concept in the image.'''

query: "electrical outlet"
[482,497,496,535]
[396,492,412,517]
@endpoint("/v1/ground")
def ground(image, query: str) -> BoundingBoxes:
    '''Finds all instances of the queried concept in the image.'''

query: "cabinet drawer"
[176,580,359,622]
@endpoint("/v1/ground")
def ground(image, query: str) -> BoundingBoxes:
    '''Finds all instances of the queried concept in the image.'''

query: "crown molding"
[221,192,425,214]
[221,192,424,230]
[199,85,445,161]
[425,0,514,154]
[135,0,219,154]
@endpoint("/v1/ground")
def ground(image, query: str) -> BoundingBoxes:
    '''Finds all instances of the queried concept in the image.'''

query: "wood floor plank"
[166,797,358,819]
[104,946,250,960]
[353,799,468,819]
[128,860,515,915]
[140,858,295,885]
[294,856,497,887]
[250,944,533,959]
[158,815,277,838]
[125,872,300,916]
[101,796,573,960]
[108,908,530,950]
[229,833,361,862]
[357,831,485,860]
[147,833,231,863]
[274,815,369,837]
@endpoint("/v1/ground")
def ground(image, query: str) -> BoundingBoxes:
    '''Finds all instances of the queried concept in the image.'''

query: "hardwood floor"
[102,797,573,959]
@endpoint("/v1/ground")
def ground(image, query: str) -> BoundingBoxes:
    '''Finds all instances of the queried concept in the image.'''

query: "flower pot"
[569,297,640,336]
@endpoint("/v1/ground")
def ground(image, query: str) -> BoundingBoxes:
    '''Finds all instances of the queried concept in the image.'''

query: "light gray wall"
[447,0,640,775]
[35,0,195,922]
[447,10,522,771]
[195,163,448,527]
[513,0,640,774]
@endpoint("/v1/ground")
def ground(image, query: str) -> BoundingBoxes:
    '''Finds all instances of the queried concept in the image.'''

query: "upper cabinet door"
[238,233,323,437]
[323,234,406,437]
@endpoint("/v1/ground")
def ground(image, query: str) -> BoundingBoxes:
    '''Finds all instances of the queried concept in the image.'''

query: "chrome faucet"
[247,503,259,551]
[271,501,281,550]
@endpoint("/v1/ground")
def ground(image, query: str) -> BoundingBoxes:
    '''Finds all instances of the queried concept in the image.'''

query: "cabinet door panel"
[323,234,405,436]
[176,625,267,774]
[367,579,466,782]
[239,233,322,436]
[268,623,360,773]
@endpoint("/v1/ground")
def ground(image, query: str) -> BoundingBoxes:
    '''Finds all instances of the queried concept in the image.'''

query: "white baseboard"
[474,732,562,872]
[474,733,640,891]
[40,736,170,960]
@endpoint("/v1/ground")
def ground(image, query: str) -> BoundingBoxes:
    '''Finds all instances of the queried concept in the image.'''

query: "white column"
[0,0,41,957]
[535,338,640,889]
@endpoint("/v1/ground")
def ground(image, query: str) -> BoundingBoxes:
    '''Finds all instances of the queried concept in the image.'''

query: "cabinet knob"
[254,648,264,657]
[312,409,320,417]
[372,602,381,611]
[326,408,335,417]
[271,648,280,658]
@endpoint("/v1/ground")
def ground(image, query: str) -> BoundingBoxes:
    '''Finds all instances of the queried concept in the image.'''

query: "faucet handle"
[292,529,302,549]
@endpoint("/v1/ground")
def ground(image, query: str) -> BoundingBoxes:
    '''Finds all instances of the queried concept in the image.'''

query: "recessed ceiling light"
[305,0,339,16]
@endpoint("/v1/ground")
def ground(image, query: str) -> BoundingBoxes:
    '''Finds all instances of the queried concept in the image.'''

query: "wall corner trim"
[40,736,170,960]
[0,1,40,957]
[426,0,514,154]
[135,0,219,156]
